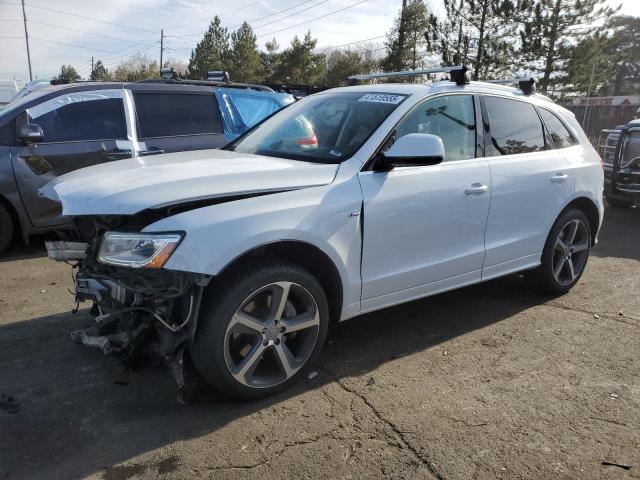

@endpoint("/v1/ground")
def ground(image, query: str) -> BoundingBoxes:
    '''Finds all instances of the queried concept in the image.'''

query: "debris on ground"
[366,377,375,386]
[602,461,631,470]
[593,313,601,319]
[306,371,319,380]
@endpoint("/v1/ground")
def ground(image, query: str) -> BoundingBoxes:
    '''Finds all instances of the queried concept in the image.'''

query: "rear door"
[481,95,574,280]
[131,86,226,155]
[10,88,129,228]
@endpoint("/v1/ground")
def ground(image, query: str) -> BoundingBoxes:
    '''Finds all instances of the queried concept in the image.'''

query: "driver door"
[11,89,130,228]
[358,94,491,312]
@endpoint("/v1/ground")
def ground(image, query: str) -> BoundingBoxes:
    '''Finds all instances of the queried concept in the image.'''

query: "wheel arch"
[559,196,600,246]
[0,193,22,244]
[215,240,344,325]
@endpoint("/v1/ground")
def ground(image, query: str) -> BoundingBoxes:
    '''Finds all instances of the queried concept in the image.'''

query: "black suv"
[0,80,293,254]
[601,116,640,208]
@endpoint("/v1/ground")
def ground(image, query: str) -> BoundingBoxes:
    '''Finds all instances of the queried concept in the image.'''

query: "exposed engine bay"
[47,213,210,401]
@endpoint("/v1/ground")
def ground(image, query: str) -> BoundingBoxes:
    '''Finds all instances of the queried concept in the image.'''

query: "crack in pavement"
[315,366,446,480]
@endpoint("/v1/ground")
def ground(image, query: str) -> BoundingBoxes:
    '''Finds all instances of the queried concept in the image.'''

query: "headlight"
[98,232,183,269]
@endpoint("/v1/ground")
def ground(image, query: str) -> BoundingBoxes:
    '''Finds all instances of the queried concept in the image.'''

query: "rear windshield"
[226,91,407,163]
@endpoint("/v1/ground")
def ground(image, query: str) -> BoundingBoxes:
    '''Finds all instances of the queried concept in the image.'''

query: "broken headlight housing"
[98,232,183,269]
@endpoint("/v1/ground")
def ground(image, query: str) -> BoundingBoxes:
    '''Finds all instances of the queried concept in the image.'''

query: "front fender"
[143,179,364,310]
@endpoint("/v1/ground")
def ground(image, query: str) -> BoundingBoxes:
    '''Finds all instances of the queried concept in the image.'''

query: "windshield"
[227,91,407,163]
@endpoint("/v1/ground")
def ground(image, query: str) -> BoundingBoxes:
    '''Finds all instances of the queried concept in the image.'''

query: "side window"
[538,108,578,149]
[395,94,476,161]
[26,90,126,143]
[0,121,14,146]
[484,96,545,155]
[134,93,222,138]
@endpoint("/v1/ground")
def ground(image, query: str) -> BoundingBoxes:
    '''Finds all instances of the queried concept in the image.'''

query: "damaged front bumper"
[46,238,210,399]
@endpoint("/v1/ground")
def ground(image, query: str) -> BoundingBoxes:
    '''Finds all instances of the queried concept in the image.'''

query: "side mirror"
[380,133,445,169]
[18,123,44,144]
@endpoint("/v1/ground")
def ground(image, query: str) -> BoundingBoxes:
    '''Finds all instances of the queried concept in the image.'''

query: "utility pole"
[21,0,33,82]
[91,56,94,76]
[159,29,164,74]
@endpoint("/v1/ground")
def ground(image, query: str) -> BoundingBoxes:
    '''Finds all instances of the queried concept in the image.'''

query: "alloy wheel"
[552,218,589,286]
[223,281,320,388]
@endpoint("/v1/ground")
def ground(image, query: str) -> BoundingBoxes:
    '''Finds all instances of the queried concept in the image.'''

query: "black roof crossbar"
[347,65,470,86]
[484,77,537,95]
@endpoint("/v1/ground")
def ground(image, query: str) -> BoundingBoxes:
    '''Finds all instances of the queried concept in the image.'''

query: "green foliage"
[566,16,640,96]
[382,0,433,73]
[112,54,158,81]
[520,0,618,92]
[187,16,231,79]
[57,64,80,82]
[273,32,326,84]
[230,22,261,83]
[326,48,379,87]
[89,60,111,81]
[260,38,281,83]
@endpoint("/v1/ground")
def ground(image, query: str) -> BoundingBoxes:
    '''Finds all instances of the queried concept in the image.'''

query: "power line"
[24,2,157,34]
[167,0,327,38]
[317,34,386,51]
[164,0,263,30]
[257,0,370,38]
[27,20,147,43]
[29,36,118,53]
[252,0,331,30]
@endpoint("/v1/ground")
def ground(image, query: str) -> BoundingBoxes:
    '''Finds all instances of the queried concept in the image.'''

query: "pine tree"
[58,65,80,82]
[89,60,111,81]
[187,16,231,79]
[326,47,379,86]
[520,0,618,93]
[275,32,326,84]
[260,38,281,83]
[230,22,261,83]
[382,0,433,73]
[566,15,640,96]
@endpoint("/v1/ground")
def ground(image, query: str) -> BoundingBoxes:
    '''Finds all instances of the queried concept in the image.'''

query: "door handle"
[551,173,569,183]
[465,183,489,195]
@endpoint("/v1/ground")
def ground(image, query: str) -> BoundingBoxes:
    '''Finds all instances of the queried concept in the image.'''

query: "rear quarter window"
[538,108,578,149]
[134,93,223,138]
[484,96,545,155]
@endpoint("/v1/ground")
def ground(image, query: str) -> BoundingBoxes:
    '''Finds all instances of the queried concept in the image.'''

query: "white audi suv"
[45,72,604,399]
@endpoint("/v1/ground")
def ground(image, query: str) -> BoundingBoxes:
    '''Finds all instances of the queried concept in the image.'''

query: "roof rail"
[134,78,274,92]
[347,65,470,86]
[484,77,537,95]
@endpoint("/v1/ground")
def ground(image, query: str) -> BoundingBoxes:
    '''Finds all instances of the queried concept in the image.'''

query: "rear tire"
[191,259,329,400]
[0,203,13,255]
[533,209,591,294]
[606,196,633,208]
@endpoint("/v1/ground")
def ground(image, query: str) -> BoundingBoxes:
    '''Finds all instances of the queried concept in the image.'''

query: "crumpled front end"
[47,214,209,400]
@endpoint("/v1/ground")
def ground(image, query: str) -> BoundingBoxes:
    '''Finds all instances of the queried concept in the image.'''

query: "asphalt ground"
[0,205,638,480]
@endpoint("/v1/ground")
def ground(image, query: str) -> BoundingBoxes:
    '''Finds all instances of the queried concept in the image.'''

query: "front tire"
[0,203,14,255]
[535,209,591,294]
[191,259,329,400]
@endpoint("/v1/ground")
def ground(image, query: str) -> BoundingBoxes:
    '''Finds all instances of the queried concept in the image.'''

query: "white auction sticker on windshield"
[358,93,405,104]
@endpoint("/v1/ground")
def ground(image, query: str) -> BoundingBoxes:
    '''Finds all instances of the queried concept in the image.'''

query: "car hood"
[42,149,339,216]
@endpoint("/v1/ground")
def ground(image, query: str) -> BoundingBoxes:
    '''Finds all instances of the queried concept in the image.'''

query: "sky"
[0,0,638,82]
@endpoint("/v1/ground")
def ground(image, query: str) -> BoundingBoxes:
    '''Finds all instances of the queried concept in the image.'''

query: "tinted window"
[539,108,577,149]
[228,92,406,164]
[395,94,476,161]
[135,93,222,138]
[27,90,126,143]
[0,121,14,146]
[484,97,545,155]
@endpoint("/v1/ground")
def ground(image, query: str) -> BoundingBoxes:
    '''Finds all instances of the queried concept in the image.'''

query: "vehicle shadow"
[0,234,54,263]
[0,273,553,480]
[591,205,640,262]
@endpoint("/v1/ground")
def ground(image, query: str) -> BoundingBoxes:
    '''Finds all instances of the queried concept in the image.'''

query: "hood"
[42,149,339,216]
